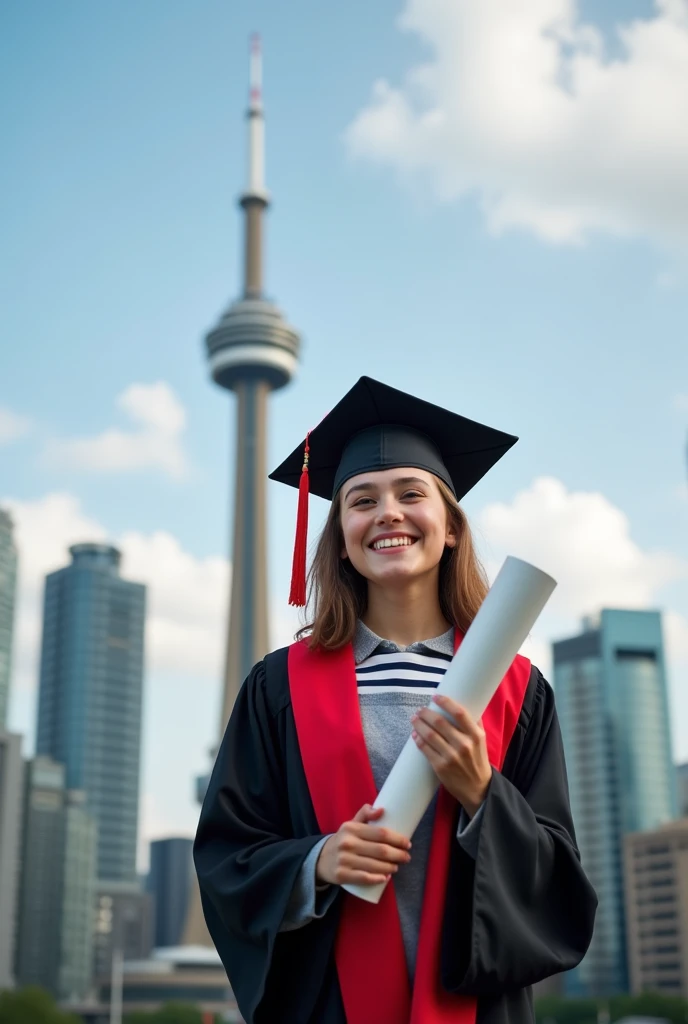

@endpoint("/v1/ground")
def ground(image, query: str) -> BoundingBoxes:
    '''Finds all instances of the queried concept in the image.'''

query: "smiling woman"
[303,469,489,650]
[194,376,597,1024]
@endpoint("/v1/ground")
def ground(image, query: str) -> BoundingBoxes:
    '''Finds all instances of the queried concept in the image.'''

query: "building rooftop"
[122,945,223,974]
[69,542,121,572]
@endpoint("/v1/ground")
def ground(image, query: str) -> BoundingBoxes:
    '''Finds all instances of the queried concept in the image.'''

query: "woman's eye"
[402,490,423,500]
[352,497,374,507]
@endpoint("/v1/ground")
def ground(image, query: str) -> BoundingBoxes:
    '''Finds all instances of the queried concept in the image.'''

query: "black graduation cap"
[269,376,518,605]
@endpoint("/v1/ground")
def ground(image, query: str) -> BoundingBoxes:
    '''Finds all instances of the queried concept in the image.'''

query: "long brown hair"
[297,478,489,650]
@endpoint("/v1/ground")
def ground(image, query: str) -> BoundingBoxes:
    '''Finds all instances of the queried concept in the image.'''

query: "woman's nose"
[375,499,402,523]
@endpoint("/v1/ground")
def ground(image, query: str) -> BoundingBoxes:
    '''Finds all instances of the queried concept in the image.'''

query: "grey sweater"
[279,622,484,982]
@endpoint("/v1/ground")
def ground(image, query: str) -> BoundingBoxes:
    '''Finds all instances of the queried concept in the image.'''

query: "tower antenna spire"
[245,32,266,202]
[249,32,262,109]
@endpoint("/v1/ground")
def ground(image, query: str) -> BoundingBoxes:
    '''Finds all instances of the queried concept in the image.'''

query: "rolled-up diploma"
[342,555,556,904]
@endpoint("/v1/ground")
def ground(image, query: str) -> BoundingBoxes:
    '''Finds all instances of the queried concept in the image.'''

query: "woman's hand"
[315,804,412,886]
[411,694,492,817]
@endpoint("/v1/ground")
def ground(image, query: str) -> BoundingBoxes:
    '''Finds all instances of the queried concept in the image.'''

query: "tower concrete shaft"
[241,196,266,299]
[184,35,301,948]
[221,377,270,730]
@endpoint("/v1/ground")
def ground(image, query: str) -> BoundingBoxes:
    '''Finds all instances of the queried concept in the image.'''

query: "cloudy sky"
[2,0,687,866]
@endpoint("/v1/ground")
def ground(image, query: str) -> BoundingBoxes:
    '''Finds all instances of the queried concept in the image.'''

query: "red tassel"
[289,435,310,607]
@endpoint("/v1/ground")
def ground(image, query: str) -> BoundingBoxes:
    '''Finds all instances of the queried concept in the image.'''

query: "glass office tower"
[554,609,677,996]
[15,757,97,1000]
[147,837,194,948]
[36,543,146,884]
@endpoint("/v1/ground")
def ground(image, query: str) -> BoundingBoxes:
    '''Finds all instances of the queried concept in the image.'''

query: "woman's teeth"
[371,537,415,550]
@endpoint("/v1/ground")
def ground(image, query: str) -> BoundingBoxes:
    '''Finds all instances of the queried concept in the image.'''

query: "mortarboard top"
[269,376,518,606]
[269,376,518,501]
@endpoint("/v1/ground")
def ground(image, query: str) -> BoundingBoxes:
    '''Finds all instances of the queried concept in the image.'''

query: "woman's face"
[339,467,456,588]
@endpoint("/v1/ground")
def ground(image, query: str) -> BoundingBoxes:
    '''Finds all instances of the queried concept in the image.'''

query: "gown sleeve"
[281,836,338,932]
[193,658,336,1019]
[441,667,597,994]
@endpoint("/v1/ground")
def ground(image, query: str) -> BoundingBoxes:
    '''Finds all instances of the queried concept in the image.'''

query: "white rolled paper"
[343,555,557,904]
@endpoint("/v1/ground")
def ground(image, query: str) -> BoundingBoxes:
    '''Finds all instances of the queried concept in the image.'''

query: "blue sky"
[2,0,687,853]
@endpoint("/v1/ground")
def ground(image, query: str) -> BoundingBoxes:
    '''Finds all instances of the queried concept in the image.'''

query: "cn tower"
[184,34,301,948]
[207,34,300,727]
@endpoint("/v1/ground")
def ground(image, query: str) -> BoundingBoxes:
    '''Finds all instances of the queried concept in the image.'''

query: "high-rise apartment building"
[624,819,688,999]
[36,543,146,884]
[553,609,677,997]
[15,757,97,1000]
[0,731,23,990]
[147,837,194,948]
[0,508,18,730]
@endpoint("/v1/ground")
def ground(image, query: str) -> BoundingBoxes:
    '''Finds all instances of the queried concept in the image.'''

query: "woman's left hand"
[411,694,492,817]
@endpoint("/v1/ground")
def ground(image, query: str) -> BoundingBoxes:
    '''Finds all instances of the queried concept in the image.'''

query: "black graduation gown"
[193,646,597,1024]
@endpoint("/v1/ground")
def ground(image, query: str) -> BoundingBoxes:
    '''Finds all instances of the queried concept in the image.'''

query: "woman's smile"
[368,532,419,552]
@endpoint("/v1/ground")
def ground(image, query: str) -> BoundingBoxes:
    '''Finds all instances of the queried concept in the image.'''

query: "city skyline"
[1,0,688,856]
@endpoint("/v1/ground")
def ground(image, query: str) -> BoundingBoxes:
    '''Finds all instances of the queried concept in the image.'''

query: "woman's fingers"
[412,703,485,755]
[334,849,408,885]
[351,806,411,851]
[342,870,390,885]
[342,855,402,876]
[412,713,466,760]
[347,839,411,865]
[340,826,411,864]
[413,709,457,748]
[353,803,384,824]
[432,696,484,739]
[318,805,414,887]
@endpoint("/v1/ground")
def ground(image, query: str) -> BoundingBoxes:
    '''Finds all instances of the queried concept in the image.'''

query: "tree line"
[0,988,224,1024]
[535,992,688,1024]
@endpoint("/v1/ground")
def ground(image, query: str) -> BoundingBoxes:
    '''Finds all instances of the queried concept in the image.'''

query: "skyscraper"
[0,508,18,730]
[36,542,146,884]
[554,609,677,997]
[185,36,301,946]
[0,730,23,990]
[15,757,97,1001]
[147,837,194,948]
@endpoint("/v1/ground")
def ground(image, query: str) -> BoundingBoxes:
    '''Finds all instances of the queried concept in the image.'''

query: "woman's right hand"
[315,804,412,886]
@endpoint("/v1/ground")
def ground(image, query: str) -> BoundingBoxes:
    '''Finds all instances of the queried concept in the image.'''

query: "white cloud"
[45,381,189,479]
[118,529,228,679]
[0,407,31,445]
[346,0,688,247]
[474,476,688,760]
[478,476,685,615]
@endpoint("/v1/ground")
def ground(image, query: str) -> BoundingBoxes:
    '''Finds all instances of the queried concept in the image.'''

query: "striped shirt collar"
[353,619,455,666]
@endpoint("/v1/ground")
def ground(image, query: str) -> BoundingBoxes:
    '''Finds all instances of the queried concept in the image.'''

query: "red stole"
[288,634,530,1024]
